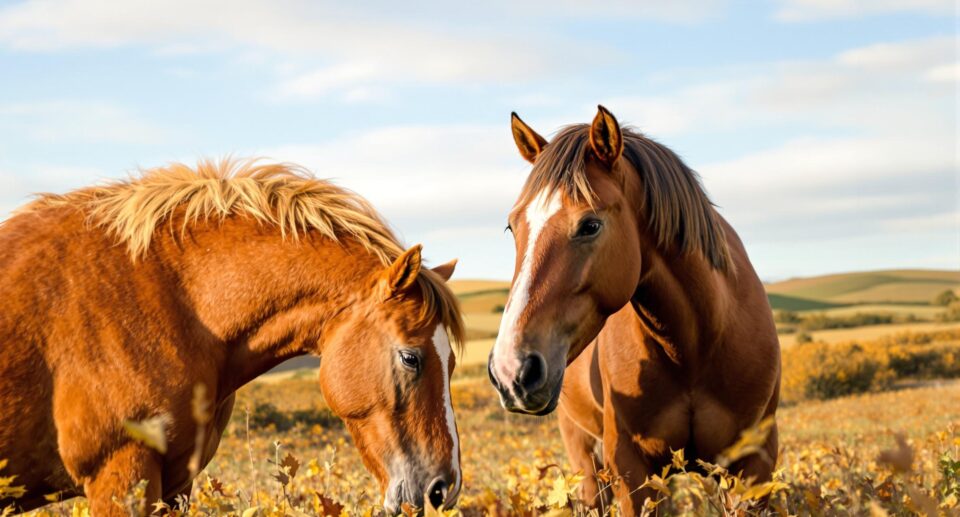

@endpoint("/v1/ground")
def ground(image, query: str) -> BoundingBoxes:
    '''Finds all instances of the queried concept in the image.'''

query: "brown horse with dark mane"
[488,107,780,513]
[0,160,464,515]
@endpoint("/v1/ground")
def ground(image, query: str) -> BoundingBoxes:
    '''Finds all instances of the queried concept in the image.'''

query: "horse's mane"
[520,125,732,273]
[23,158,464,345]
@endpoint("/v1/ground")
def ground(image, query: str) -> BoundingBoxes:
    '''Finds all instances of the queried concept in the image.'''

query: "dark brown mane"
[521,124,732,272]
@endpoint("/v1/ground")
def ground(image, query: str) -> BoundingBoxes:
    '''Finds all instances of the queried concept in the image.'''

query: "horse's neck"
[631,239,733,367]
[162,223,379,394]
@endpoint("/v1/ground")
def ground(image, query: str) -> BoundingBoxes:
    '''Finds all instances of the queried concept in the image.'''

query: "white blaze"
[432,324,461,497]
[492,190,563,380]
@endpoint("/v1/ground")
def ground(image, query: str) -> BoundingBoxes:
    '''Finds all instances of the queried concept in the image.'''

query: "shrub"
[937,301,960,322]
[799,312,896,330]
[934,289,959,306]
[781,328,960,404]
[774,310,801,324]
[246,402,340,432]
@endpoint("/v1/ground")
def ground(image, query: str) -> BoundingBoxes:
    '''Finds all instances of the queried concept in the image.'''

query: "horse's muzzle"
[488,352,563,415]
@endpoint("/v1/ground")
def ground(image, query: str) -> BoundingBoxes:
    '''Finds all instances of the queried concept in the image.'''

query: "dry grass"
[779,322,960,347]
[805,304,946,320]
[8,332,960,517]
[446,280,510,296]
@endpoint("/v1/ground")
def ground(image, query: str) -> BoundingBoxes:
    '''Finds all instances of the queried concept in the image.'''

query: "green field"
[765,269,960,304]
[451,270,960,353]
[766,293,843,311]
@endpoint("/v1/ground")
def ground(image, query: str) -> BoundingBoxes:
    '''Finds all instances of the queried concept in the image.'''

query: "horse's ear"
[431,258,457,282]
[589,105,623,166]
[511,112,547,164]
[380,244,422,300]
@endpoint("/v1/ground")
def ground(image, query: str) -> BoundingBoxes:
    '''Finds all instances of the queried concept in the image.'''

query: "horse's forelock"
[517,124,733,272]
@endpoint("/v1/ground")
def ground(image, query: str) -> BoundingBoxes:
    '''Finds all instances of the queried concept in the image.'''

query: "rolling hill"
[452,269,960,315]
[267,269,959,373]
[451,269,959,331]
[765,269,960,305]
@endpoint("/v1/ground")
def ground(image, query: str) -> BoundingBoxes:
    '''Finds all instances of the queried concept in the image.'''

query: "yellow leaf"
[671,448,686,470]
[70,503,90,517]
[305,459,322,478]
[716,417,774,467]
[546,474,569,508]
[122,415,171,454]
[241,506,260,517]
[741,481,788,501]
[0,476,26,499]
[641,474,671,496]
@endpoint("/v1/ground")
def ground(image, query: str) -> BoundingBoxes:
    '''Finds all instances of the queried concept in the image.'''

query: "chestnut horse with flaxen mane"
[488,107,780,513]
[0,160,464,515]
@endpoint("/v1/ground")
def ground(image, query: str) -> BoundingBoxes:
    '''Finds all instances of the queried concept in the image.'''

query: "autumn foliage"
[3,329,959,516]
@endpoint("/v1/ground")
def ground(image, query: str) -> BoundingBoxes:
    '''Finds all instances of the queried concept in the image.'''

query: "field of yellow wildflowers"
[5,329,960,516]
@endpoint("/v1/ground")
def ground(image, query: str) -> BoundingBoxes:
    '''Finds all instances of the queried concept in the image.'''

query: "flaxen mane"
[521,125,732,272]
[23,158,464,344]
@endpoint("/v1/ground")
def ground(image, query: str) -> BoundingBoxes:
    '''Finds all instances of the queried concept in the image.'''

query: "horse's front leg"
[558,408,607,508]
[601,416,660,516]
[83,442,163,516]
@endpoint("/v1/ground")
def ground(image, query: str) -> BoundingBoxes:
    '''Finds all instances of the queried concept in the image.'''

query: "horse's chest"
[597,339,743,456]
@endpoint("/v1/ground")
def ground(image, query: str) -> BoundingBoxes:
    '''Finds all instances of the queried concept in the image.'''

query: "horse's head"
[489,106,641,415]
[319,245,462,513]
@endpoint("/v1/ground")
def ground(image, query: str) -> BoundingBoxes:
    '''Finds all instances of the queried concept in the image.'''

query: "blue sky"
[1,0,956,281]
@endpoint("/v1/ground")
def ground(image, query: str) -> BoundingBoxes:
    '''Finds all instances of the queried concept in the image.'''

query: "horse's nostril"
[426,477,448,509]
[516,352,547,393]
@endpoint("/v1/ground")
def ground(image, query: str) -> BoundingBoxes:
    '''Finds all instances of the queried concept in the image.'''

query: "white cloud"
[609,36,956,139]
[276,62,381,99]
[776,0,954,21]
[925,62,960,83]
[598,36,958,264]
[260,124,528,276]
[0,164,106,216]
[836,36,955,72]
[0,100,166,144]
[701,135,954,227]
[0,0,729,101]
[264,124,525,220]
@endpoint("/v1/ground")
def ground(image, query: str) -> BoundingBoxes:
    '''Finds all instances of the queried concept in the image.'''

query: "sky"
[0,0,957,281]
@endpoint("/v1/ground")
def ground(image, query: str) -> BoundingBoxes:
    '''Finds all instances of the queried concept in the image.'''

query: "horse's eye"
[575,219,603,238]
[399,350,420,372]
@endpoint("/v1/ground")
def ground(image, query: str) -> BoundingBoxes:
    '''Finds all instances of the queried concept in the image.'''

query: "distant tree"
[774,310,801,324]
[934,289,959,307]
[937,301,960,322]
